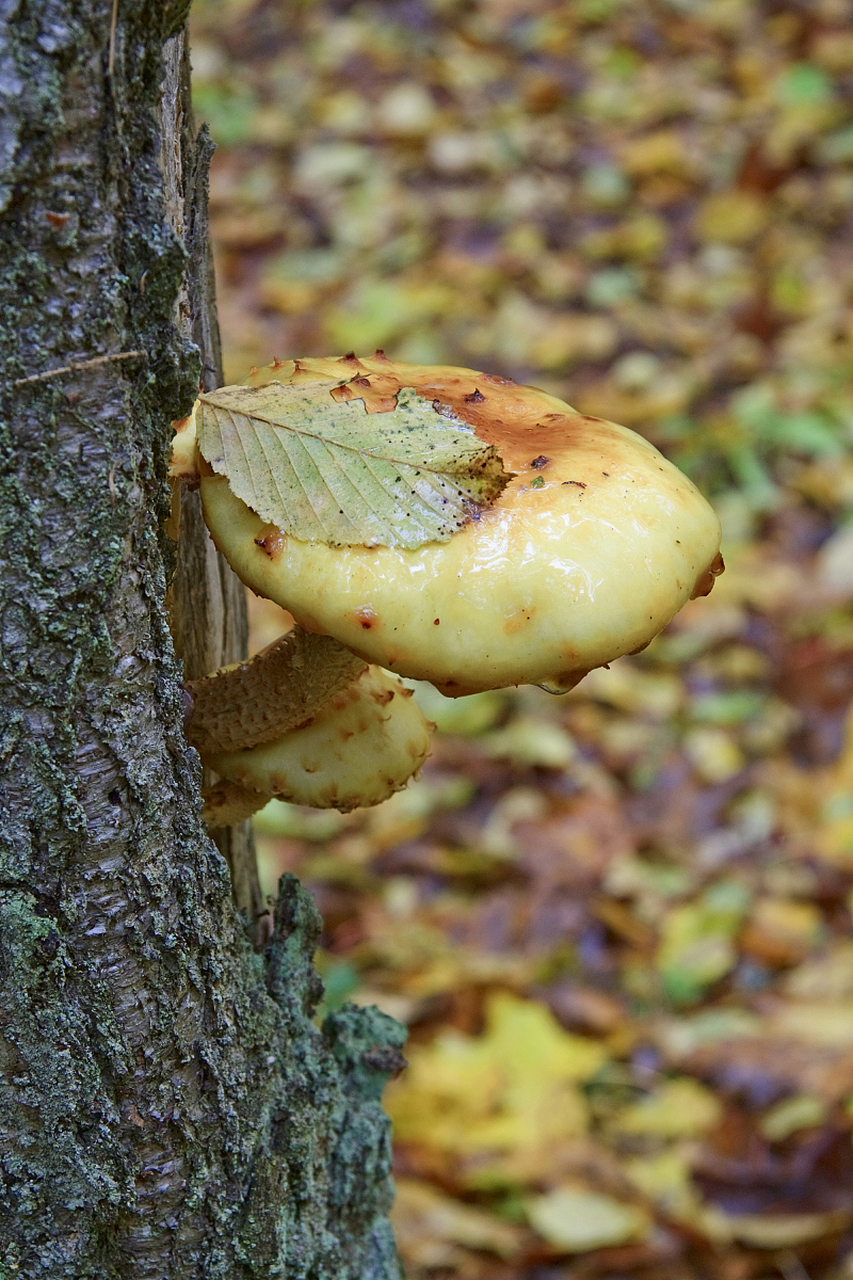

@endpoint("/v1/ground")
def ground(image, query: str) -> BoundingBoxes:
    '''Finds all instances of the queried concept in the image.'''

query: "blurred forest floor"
[189,0,853,1276]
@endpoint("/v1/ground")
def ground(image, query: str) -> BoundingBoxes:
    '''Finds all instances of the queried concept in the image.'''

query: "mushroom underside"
[199,664,432,815]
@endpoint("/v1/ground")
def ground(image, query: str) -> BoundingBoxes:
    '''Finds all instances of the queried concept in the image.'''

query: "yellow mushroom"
[198,663,432,815]
[200,355,723,696]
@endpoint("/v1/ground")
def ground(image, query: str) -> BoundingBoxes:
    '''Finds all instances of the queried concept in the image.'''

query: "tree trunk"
[0,4,405,1277]
[158,28,265,937]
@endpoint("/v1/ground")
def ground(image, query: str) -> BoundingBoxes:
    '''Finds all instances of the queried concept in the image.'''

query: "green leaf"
[777,63,833,106]
[196,382,512,549]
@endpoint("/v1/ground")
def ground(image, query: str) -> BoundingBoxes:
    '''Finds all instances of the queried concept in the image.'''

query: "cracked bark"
[0,3,404,1277]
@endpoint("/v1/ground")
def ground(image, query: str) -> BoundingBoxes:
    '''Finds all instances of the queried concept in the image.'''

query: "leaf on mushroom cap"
[195,379,513,550]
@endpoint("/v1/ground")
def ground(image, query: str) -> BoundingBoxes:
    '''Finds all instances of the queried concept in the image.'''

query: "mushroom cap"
[201,664,432,812]
[200,356,723,696]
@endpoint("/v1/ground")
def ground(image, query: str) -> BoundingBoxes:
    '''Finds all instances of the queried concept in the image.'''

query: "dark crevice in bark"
[0,4,404,1276]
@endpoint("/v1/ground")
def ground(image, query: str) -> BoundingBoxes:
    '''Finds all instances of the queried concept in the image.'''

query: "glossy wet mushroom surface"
[200,356,723,695]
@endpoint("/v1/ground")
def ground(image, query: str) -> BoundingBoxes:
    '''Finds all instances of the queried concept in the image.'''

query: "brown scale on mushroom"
[254,528,286,560]
[691,550,726,599]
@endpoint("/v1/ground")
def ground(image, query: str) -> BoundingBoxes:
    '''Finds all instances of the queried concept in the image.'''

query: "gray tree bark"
[0,3,405,1277]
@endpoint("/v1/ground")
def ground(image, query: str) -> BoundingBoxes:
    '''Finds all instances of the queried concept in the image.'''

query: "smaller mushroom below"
[199,664,432,818]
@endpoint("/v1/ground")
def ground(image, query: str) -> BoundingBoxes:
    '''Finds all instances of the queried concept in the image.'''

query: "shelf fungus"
[186,354,723,701]
[171,353,723,820]
[185,634,432,825]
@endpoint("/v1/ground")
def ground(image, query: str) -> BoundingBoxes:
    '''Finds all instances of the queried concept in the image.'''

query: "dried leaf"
[712,1208,853,1249]
[740,897,824,967]
[196,381,512,549]
[391,1179,523,1263]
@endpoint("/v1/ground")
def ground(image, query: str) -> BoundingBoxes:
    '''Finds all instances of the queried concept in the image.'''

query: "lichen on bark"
[0,3,404,1276]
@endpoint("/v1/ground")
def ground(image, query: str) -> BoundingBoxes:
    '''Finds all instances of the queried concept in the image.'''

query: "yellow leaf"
[760,1093,829,1141]
[657,883,750,1003]
[621,130,691,176]
[683,727,744,783]
[625,1148,703,1220]
[527,1186,648,1251]
[695,191,767,244]
[386,993,603,1159]
[741,897,824,966]
[611,1078,722,1140]
[486,992,606,1083]
[581,214,667,263]
[784,939,853,1000]
[765,1001,853,1047]
[375,83,437,136]
[710,1209,853,1249]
